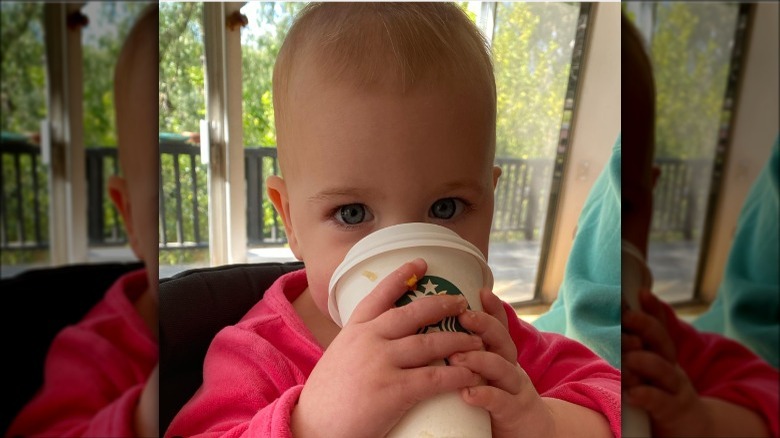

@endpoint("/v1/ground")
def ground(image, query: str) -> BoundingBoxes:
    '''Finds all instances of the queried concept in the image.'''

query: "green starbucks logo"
[395,275,470,334]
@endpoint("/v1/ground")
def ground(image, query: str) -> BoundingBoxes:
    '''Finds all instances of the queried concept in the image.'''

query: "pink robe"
[166,269,621,437]
[658,299,779,436]
[8,269,158,437]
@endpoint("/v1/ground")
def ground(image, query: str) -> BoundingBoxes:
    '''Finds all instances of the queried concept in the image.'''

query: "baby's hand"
[622,290,709,437]
[450,288,555,437]
[292,259,484,438]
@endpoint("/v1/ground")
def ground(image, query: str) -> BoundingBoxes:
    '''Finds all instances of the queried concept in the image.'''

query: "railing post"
[86,150,104,244]
[524,160,539,241]
[245,150,261,244]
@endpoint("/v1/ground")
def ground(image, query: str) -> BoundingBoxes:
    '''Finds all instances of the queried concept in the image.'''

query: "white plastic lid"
[328,223,492,324]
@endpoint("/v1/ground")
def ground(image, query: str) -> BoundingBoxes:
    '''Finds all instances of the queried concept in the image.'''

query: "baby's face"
[279,76,498,318]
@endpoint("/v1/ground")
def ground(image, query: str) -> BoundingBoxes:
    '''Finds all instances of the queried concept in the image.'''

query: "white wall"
[540,2,621,301]
[700,3,779,301]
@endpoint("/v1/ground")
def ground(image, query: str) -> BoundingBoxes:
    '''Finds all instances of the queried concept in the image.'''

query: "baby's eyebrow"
[440,180,485,194]
[307,187,372,202]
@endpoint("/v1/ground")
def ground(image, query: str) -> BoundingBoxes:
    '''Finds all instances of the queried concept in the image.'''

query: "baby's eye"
[429,198,465,220]
[335,203,372,225]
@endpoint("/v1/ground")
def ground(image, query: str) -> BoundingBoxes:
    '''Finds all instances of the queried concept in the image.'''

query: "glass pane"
[1,2,49,276]
[487,2,580,304]
[82,1,149,259]
[644,3,740,303]
[158,2,209,277]
[241,2,302,264]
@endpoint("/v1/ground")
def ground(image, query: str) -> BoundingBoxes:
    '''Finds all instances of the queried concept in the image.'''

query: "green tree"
[651,3,737,159]
[492,3,579,159]
[159,2,205,135]
[241,2,304,149]
[1,2,45,136]
[82,2,150,148]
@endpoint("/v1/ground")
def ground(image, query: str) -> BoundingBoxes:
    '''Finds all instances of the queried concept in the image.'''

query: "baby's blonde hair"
[272,2,496,171]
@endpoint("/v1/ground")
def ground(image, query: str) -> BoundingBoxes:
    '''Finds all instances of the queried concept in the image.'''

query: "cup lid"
[328,222,492,325]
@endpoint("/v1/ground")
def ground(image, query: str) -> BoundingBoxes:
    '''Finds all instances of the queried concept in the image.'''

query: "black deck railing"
[651,157,712,240]
[0,139,127,250]
[1,138,713,252]
[0,139,47,249]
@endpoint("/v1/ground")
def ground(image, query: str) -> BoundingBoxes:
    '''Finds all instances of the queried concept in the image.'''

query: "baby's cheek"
[307,268,335,318]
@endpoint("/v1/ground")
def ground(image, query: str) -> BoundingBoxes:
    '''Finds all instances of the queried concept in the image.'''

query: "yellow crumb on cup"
[361,270,378,281]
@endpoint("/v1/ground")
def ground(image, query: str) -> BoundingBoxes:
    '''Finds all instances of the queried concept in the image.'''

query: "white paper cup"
[621,239,652,437]
[621,239,652,312]
[328,222,493,438]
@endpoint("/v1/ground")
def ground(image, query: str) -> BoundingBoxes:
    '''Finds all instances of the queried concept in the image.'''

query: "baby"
[166,4,619,437]
[7,5,159,436]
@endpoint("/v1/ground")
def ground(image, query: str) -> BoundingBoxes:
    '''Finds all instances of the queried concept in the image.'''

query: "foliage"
[241,2,305,149]
[1,2,147,146]
[491,3,579,159]
[159,2,205,134]
[0,248,49,265]
[650,3,737,159]
[158,247,209,266]
[1,2,45,135]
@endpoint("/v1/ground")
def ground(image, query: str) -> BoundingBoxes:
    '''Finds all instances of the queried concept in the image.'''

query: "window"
[1,2,48,275]
[625,3,747,303]
[470,2,586,304]
[158,2,209,276]
[1,2,148,276]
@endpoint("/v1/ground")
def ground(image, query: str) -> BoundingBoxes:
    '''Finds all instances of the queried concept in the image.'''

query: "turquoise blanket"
[693,135,779,368]
[533,135,622,368]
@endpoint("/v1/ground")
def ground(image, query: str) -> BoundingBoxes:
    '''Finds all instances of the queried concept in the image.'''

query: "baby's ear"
[108,175,141,261]
[492,165,502,189]
[266,175,302,260]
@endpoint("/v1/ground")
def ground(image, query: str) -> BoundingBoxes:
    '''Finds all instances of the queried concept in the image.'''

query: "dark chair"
[159,261,305,434]
[1,261,145,434]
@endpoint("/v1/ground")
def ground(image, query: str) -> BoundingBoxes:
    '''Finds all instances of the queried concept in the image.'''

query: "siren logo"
[395,275,470,334]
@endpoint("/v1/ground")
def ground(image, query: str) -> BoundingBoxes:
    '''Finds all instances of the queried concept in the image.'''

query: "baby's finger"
[461,385,523,435]
[349,259,427,325]
[449,351,525,395]
[626,385,672,416]
[622,333,643,352]
[398,364,481,405]
[622,310,676,363]
[458,309,517,363]
[391,331,483,368]
[623,350,680,394]
[639,289,668,328]
[479,287,508,329]
[376,293,469,339]
[622,368,642,389]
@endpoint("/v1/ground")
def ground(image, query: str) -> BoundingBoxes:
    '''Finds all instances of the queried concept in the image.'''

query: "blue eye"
[336,204,369,225]
[430,198,464,220]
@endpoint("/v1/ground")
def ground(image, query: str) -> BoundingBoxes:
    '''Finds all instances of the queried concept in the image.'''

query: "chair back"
[1,261,144,433]
[159,261,304,433]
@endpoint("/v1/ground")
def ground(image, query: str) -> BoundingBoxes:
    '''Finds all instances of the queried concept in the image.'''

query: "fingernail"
[450,352,464,363]
[411,258,426,269]
[457,296,468,311]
